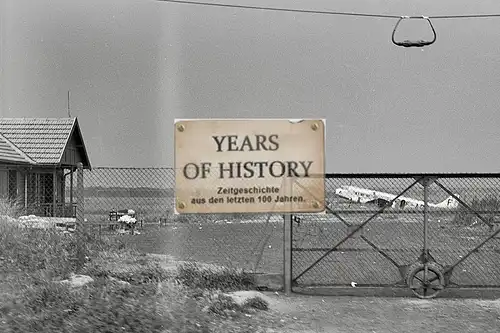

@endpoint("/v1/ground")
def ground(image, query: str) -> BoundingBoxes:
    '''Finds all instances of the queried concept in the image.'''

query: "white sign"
[174,119,325,214]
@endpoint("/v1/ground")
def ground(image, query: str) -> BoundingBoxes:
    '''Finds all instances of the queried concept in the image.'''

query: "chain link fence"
[78,168,500,288]
[82,167,284,274]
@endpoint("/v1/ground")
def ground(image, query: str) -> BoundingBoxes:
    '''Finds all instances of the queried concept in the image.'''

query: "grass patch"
[82,251,172,285]
[0,220,128,281]
[0,197,23,218]
[0,227,212,332]
[2,277,211,333]
[176,261,255,291]
[208,294,269,315]
[243,296,269,311]
[208,294,242,316]
[0,204,272,333]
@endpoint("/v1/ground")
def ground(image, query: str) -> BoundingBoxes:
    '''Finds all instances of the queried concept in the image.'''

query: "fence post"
[75,162,85,271]
[283,213,293,295]
[423,177,429,262]
[283,177,293,295]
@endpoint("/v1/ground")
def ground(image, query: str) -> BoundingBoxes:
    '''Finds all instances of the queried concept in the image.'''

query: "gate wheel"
[406,262,445,299]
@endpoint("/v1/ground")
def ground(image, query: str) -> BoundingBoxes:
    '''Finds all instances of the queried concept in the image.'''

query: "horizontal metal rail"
[294,283,500,289]
[292,247,497,252]
[296,210,487,215]
[325,173,500,178]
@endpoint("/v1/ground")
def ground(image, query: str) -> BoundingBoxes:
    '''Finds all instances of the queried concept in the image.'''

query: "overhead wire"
[156,0,500,20]
[430,14,500,19]
[157,0,500,47]
[156,0,400,18]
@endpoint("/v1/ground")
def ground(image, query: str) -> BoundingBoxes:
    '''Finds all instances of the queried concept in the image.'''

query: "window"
[0,170,7,198]
[8,170,17,200]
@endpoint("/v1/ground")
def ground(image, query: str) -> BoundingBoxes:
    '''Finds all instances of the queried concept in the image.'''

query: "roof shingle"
[0,118,75,165]
[0,133,35,164]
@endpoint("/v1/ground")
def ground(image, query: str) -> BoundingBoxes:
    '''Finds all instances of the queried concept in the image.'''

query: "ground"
[54,189,500,332]
[257,292,500,333]
[153,254,500,333]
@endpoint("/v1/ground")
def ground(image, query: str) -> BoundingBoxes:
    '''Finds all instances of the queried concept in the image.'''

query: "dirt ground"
[150,253,500,333]
[259,292,500,333]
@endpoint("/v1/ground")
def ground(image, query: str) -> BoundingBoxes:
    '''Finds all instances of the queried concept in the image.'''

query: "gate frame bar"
[287,172,500,292]
[291,176,423,283]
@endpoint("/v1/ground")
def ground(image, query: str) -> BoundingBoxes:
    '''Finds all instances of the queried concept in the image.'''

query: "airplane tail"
[435,194,460,209]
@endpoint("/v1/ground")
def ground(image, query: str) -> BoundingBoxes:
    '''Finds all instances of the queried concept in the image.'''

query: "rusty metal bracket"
[392,16,437,48]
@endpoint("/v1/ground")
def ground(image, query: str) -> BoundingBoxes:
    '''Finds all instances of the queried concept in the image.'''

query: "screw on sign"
[174,119,326,214]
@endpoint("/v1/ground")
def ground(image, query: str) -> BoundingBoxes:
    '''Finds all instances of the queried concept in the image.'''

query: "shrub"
[0,227,124,280]
[83,259,172,285]
[156,280,212,333]
[205,294,269,319]
[0,207,263,333]
[2,278,168,333]
[176,262,255,291]
[0,213,133,280]
[2,275,218,333]
[0,197,23,218]
[208,294,242,316]
[242,296,269,311]
[0,227,75,279]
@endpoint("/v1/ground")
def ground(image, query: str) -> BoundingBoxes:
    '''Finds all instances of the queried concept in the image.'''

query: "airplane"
[334,185,460,209]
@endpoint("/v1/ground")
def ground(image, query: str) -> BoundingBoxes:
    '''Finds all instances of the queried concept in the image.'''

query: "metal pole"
[422,177,430,287]
[284,213,293,295]
[283,177,293,295]
[76,162,85,271]
[423,178,429,259]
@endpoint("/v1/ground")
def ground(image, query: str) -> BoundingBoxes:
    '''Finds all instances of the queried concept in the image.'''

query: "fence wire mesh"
[82,167,284,273]
[291,175,500,289]
[77,168,500,288]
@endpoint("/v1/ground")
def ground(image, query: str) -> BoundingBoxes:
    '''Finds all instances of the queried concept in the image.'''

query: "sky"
[1,0,500,172]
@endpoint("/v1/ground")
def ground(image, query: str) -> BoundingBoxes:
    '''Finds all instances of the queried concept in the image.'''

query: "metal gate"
[291,174,500,298]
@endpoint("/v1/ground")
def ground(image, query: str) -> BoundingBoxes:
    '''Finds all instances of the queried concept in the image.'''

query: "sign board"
[174,119,325,214]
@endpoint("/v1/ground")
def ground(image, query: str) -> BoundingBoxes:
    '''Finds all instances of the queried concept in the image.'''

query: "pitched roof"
[0,133,36,164]
[0,118,91,167]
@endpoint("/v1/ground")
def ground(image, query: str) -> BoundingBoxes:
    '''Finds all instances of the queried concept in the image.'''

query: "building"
[0,117,91,217]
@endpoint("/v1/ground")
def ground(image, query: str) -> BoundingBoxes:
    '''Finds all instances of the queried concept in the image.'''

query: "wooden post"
[70,167,74,216]
[36,173,39,208]
[24,172,28,210]
[60,170,66,216]
[52,168,57,217]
